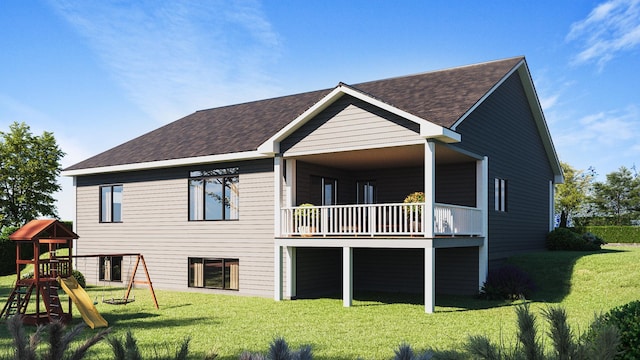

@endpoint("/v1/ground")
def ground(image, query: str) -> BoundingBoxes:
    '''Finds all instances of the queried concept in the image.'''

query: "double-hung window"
[100,185,123,222]
[189,168,239,221]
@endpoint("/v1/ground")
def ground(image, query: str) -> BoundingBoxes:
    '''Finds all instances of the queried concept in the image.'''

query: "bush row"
[585,226,640,244]
[546,227,605,251]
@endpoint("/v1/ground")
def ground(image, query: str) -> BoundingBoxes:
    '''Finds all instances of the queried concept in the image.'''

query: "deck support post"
[425,243,435,313]
[285,247,296,299]
[424,141,436,313]
[274,245,283,301]
[477,157,489,290]
[342,246,352,307]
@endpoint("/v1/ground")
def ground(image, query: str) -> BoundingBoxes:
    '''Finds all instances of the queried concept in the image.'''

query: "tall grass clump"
[3,315,111,360]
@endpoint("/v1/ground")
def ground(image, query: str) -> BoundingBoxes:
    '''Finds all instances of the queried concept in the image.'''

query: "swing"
[101,255,135,305]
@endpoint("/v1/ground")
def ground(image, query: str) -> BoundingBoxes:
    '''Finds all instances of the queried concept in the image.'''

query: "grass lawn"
[1,245,639,359]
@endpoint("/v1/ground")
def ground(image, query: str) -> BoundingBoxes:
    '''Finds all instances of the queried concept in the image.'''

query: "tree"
[554,162,594,227]
[0,122,65,227]
[591,166,640,225]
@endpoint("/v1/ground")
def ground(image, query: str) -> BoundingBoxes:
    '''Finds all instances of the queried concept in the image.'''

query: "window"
[495,178,507,212]
[189,168,239,221]
[322,177,337,205]
[100,185,123,222]
[357,180,376,204]
[99,256,123,282]
[188,258,239,290]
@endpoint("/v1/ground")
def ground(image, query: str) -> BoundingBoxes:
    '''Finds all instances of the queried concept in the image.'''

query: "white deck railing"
[281,203,483,237]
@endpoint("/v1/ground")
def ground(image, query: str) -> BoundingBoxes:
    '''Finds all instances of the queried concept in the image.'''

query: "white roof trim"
[257,84,460,155]
[61,150,271,177]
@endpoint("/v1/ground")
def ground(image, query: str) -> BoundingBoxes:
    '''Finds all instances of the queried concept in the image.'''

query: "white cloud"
[567,0,640,68]
[48,0,282,123]
[552,105,640,176]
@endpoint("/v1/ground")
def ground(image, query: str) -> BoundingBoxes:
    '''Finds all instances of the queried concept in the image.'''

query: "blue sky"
[1,0,639,220]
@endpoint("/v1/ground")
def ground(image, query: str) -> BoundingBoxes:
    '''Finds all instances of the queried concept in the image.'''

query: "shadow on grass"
[332,248,628,312]
[100,311,219,329]
[510,248,626,303]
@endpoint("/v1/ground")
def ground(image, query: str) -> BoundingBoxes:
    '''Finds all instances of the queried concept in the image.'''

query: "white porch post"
[424,141,435,313]
[477,157,489,290]
[425,243,435,313]
[274,156,283,237]
[285,247,296,299]
[274,245,283,301]
[274,155,284,301]
[286,159,297,207]
[424,141,435,238]
[343,246,353,307]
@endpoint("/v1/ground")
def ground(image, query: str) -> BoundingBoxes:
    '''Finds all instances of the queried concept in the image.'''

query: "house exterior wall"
[74,159,276,297]
[280,94,422,155]
[455,72,554,261]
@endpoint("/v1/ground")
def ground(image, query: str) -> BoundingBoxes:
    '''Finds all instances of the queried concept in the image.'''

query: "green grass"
[1,245,639,359]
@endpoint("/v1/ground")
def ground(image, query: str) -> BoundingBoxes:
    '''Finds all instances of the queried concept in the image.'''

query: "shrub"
[241,337,313,360]
[108,329,191,360]
[72,269,86,288]
[546,228,602,251]
[480,264,536,300]
[599,300,640,359]
[0,225,19,275]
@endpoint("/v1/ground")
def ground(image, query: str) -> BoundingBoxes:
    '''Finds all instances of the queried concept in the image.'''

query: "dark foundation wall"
[354,248,424,294]
[435,247,479,295]
[295,247,342,298]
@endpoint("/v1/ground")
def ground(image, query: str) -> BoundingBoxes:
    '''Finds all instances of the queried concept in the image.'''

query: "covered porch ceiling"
[288,143,478,171]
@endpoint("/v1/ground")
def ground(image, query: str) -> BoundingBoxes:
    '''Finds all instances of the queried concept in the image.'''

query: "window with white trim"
[189,168,239,221]
[100,185,123,222]
[494,178,507,212]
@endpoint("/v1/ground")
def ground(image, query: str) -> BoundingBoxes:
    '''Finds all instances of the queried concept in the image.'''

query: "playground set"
[0,219,158,328]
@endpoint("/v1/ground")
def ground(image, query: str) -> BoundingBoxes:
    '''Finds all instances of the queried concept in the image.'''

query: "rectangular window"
[188,257,239,290]
[494,178,507,212]
[357,180,376,204]
[322,177,338,205]
[189,168,239,221]
[100,185,123,222]
[99,256,123,282]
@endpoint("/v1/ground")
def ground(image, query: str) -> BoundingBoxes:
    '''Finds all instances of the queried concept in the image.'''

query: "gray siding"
[455,72,554,261]
[74,159,276,297]
[281,95,422,155]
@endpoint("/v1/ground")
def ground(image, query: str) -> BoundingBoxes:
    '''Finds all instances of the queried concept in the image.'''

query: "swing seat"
[102,298,135,305]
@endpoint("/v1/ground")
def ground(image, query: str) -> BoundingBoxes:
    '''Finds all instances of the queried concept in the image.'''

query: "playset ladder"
[1,282,35,319]
[41,280,64,322]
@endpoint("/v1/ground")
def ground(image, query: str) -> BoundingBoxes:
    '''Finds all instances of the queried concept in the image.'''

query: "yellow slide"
[58,276,108,329]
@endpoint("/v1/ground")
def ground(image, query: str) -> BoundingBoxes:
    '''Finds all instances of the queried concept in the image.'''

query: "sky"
[1,0,639,221]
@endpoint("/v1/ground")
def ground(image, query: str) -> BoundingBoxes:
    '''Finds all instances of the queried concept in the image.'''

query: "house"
[62,56,563,313]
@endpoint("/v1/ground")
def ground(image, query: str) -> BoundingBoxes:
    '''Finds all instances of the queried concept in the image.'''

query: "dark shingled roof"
[65,57,523,171]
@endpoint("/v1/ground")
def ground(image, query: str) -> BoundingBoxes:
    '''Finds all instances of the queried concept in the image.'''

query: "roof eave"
[62,150,272,177]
